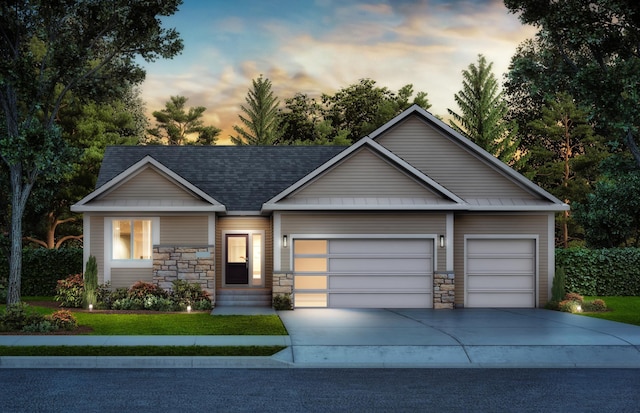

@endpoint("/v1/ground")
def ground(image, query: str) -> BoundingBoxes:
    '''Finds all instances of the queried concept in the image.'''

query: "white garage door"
[465,238,536,308]
[293,238,433,308]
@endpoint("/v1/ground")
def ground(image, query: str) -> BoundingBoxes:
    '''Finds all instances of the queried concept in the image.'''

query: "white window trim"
[104,217,160,283]
[222,230,266,287]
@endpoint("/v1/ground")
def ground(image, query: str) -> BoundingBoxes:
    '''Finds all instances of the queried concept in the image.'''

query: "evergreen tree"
[146,95,220,145]
[448,55,521,166]
[231,76,282,145]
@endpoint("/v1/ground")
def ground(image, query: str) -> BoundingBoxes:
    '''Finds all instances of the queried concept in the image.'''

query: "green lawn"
[0,345,286,357]
[580,296,640,326]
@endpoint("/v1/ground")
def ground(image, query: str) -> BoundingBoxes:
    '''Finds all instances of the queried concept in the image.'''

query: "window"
[112,219,152,260]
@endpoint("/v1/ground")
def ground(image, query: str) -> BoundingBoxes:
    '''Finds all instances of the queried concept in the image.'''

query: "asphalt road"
[1,368,639,412]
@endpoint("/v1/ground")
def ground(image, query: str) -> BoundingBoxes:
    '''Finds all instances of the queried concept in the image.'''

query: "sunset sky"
[139,0,536,144]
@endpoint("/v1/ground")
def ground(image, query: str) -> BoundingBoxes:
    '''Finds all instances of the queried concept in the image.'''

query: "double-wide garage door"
[465,238,536,308]
[293,238,433,308]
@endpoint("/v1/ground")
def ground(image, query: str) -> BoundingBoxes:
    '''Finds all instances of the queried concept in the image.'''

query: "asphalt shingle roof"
[97,145,347,211]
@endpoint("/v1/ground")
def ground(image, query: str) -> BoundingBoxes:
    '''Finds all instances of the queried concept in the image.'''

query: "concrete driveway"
[276,308,640,368]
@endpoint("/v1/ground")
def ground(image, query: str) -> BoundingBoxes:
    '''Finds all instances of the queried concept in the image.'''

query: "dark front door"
[226,234,249,284]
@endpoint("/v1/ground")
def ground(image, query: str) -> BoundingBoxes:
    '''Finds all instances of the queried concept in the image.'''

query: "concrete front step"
[216,289,272,307]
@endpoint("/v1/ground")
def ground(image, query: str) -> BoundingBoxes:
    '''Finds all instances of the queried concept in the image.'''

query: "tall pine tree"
[231,76,282,145]
[448,55,521,166]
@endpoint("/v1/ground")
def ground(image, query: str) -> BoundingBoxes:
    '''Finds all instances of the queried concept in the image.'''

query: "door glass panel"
[295,293,327,307]
[295,240,327,255]
[294,257,327,272]
[295,275,327,289]
[227,236,246,263]
[252,234,262,286]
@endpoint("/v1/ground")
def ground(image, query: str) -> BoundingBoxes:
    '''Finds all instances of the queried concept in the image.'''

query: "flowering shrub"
[54,274,84,308]
[563,292,584,303]
[582,299,607,312]
[47,310,78,330]
[128,281,168,299]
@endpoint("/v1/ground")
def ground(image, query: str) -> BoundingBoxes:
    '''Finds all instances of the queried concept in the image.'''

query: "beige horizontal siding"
[291,147,442,200]
[376,117,536,200]
[160,216,208,245]
[110,268,153,289]
[215,216,273,290]
[453,213,550,307]
[90,216,105,285]
[281,212,446,272]
[101,167,196,201]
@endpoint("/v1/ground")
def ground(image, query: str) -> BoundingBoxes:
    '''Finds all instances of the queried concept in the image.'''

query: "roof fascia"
[369,104,567,206]
[71,155,226,211]
[70,205,226,213]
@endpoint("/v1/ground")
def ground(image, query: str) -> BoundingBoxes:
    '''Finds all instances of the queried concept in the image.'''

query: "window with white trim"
[112,219,153,260]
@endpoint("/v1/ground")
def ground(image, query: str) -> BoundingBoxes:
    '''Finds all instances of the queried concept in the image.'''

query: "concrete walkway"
[1,308,640,368]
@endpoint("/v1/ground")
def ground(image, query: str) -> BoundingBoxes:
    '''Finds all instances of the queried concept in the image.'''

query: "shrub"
[129,281,168,300]
[96,286,128,309]
[564,292,584,303]
[0,303,46,332]
[22,319,56,333]
[47,310,78,330]
[582,299,607,312]
[544,300,560,311]
[83,255,98,309]
[54,274,84,308]
[559,300,582,313]
[551,268,566,302]
[143,295,175,311]
[112,297,144,310]
[192,299,212,311]
[170,280,210,307]
[273,294,292,310]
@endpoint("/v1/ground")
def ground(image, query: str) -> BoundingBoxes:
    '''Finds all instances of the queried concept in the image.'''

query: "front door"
[225,234,249,284]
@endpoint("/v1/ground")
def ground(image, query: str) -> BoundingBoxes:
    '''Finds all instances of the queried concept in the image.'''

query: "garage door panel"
[329,293,432,308]
[466,238,536,308]
[467,275,534,290]
[329,257,432,273]
[293,238,434,308]
[466,292,535,308]
[329,239,431,254]
[329,275,431,290]
[467,258,535,274]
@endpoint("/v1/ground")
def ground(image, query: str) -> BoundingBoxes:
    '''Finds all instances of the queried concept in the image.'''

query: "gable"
[288,146,449,202]
[101,167,197,202]
[375,116,539,201]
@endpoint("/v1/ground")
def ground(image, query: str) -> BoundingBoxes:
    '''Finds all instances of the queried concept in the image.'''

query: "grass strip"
[581,296,640,327]
[0,345,286,357]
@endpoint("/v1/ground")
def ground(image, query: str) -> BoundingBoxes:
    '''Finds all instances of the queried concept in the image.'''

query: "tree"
[574,157,640,248]
[23,87,148,249]
[231,76,282,145]
[146,95,220,145]
[448,55,521,165]
[0,0,183,305]
[279,93,350,145]
[504,0,640,167]
[322,79,431,143]
[527,93,607,247]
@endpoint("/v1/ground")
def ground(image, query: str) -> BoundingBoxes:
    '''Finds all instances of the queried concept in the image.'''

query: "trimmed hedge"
[556,247,640,296]
[0,248,83,296]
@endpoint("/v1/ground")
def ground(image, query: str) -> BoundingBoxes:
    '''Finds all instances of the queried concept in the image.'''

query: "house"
[71,105,568,309]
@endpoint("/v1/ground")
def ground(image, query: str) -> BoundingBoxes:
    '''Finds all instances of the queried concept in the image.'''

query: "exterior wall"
[453,213,550,307]
[160,215,208,245]
[153,246,215,299]
[280,212,446,272]
[100,167,195,201]
[89,215,105,285]
[290,147,441,200]
[110,268,153,288]
[215,216,273,290]
[376,117,537,200]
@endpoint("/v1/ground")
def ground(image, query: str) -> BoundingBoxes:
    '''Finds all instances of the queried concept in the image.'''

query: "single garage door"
[293,238,433,308]
[465,238,536,308]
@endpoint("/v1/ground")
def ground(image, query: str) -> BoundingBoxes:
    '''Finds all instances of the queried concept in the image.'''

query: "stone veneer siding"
[153,246,215,301]
[274,271,455,309]
[433,271,455,309]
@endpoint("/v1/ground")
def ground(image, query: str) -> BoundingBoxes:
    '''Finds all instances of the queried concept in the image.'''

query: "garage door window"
[293,240,328,307]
